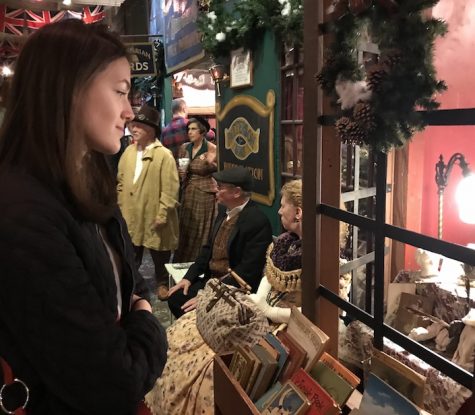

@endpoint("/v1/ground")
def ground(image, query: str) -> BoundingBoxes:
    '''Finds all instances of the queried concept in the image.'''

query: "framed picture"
[230,48,253,88]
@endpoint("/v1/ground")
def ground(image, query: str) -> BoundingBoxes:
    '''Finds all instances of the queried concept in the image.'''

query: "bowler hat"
[212,166,253,191]
[189,115,211,133]
[133,105,161,135]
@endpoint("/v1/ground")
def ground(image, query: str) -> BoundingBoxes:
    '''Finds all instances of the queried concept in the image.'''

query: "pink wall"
[404,0,475,268]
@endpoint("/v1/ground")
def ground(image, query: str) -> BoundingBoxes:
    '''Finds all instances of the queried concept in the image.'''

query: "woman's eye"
[117,90,127,96]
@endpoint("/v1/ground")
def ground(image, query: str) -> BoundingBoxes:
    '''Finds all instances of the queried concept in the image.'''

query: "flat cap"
[212,166,253,191]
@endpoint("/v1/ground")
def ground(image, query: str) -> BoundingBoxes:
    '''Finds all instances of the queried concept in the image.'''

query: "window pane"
[394,126,475,246]
[282,70,294,120]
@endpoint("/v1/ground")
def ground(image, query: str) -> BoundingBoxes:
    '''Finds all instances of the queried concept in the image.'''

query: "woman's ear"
[295,206,302,221]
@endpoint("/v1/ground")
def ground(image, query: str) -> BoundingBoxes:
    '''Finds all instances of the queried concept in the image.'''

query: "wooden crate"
[213,353,260,415]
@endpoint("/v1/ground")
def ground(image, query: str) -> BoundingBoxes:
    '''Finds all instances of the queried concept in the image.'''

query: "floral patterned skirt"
[145,311,216,415]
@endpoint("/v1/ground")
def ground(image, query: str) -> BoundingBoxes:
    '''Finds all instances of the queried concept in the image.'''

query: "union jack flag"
[67,6,106,24]
[0,5,106,66]
[0,6,26,36]
[24,9,66,30]
[0,5,105,34]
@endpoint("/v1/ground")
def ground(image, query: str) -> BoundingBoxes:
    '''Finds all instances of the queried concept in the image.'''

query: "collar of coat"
[137,139,164,160]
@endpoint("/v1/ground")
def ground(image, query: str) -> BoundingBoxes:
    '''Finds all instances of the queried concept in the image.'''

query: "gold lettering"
[223,162,264,181]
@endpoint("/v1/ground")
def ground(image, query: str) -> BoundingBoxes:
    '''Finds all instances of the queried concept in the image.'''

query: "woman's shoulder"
[0,168,70,219]
[206,140,216,152]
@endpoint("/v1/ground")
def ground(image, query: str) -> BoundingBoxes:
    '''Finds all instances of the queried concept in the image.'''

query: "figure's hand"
[168,279,191,297]
[181,297,198,313]
[152,218,166,231]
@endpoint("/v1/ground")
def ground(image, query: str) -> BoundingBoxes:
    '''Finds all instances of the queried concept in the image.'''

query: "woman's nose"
[123,101,134,121]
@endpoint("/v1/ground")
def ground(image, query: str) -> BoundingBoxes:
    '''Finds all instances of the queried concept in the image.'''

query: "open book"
[287,307,330,371]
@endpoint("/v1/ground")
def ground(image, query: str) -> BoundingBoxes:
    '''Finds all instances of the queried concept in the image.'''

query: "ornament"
[349,0,372,15]
[344,121,367,146]
[353,102,376,132]
[335,116,351,139]
[367,65,388,92]
[335,78,372,110]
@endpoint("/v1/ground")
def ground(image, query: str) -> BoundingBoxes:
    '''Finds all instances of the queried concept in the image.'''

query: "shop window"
[280,44,303,180]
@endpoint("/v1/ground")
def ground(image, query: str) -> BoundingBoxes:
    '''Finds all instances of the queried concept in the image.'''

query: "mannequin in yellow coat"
[118,105,179,299]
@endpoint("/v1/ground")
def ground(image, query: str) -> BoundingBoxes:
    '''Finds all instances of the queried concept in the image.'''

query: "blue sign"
[162,0,204,73]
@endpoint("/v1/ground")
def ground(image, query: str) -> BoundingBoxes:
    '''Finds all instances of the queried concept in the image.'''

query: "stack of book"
[228,307,362,414]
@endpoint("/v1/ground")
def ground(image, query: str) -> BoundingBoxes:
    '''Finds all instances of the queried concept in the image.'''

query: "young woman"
[174,116,217,262]
[0,20,167,414]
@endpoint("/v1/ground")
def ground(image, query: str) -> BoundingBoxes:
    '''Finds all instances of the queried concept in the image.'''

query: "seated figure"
[167,166,273,318]
[145,180,303,415]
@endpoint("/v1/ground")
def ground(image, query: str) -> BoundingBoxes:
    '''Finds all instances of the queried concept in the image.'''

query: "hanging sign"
[125,43,157,77]
[216,90,276,206]
[163,0,204,73]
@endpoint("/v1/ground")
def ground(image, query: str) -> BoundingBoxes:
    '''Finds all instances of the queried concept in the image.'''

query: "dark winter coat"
[0,168,167,415]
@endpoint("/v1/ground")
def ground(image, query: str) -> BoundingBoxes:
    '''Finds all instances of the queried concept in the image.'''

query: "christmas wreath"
[197,0,302,58]
[317,0,447,151]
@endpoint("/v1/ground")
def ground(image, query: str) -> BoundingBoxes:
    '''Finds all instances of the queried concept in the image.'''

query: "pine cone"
[335,116,351,139]
[353,102,376,132]
[367,66,388,92]
[344,121,367,146]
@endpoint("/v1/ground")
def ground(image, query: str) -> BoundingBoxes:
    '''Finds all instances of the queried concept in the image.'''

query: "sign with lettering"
[163,0,204,73]
[126,43,157,77]
[216,91,276,206]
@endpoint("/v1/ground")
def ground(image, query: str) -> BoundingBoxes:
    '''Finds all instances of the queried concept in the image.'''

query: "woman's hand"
[181,297,198,313]
[167,279,191,297]
[131,294,152,312]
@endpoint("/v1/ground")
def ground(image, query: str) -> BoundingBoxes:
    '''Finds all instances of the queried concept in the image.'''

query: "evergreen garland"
[317,0,448,151]
[197,0,303,58]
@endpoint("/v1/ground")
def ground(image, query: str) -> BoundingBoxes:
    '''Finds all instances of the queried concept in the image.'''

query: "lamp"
[208,63,228,97]
[435,153,475,239]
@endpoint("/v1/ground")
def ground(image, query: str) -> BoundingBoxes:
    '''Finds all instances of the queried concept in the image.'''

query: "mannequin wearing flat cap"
[174,117,217,262]
[118,105,180,300]
[167,166,273,318]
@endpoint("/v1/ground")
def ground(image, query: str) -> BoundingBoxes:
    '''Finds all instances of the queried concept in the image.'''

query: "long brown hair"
[0,19,129,222]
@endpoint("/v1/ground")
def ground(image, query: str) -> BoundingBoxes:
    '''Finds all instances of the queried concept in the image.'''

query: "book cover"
[287,306,330,370]
[291,368,340,415]
[319,352,360,388]
[359,373,424,415]
[277,330,307,383]
[229,345,255,389]
[370,349,426,407]
[261,380,311,415]
[259,337,281,362]
[249,343,278,401]
[265,332,290,383]
[255,381,283,412]
[310,361,354,407]
[393,292,434,335]
[244,347,262,394]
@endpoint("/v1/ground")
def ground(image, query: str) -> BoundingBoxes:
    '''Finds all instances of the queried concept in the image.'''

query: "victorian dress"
[145,232,302,415]
[174,140,217,263]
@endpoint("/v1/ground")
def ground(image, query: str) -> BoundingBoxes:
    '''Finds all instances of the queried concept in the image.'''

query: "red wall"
[404,0,475,268]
